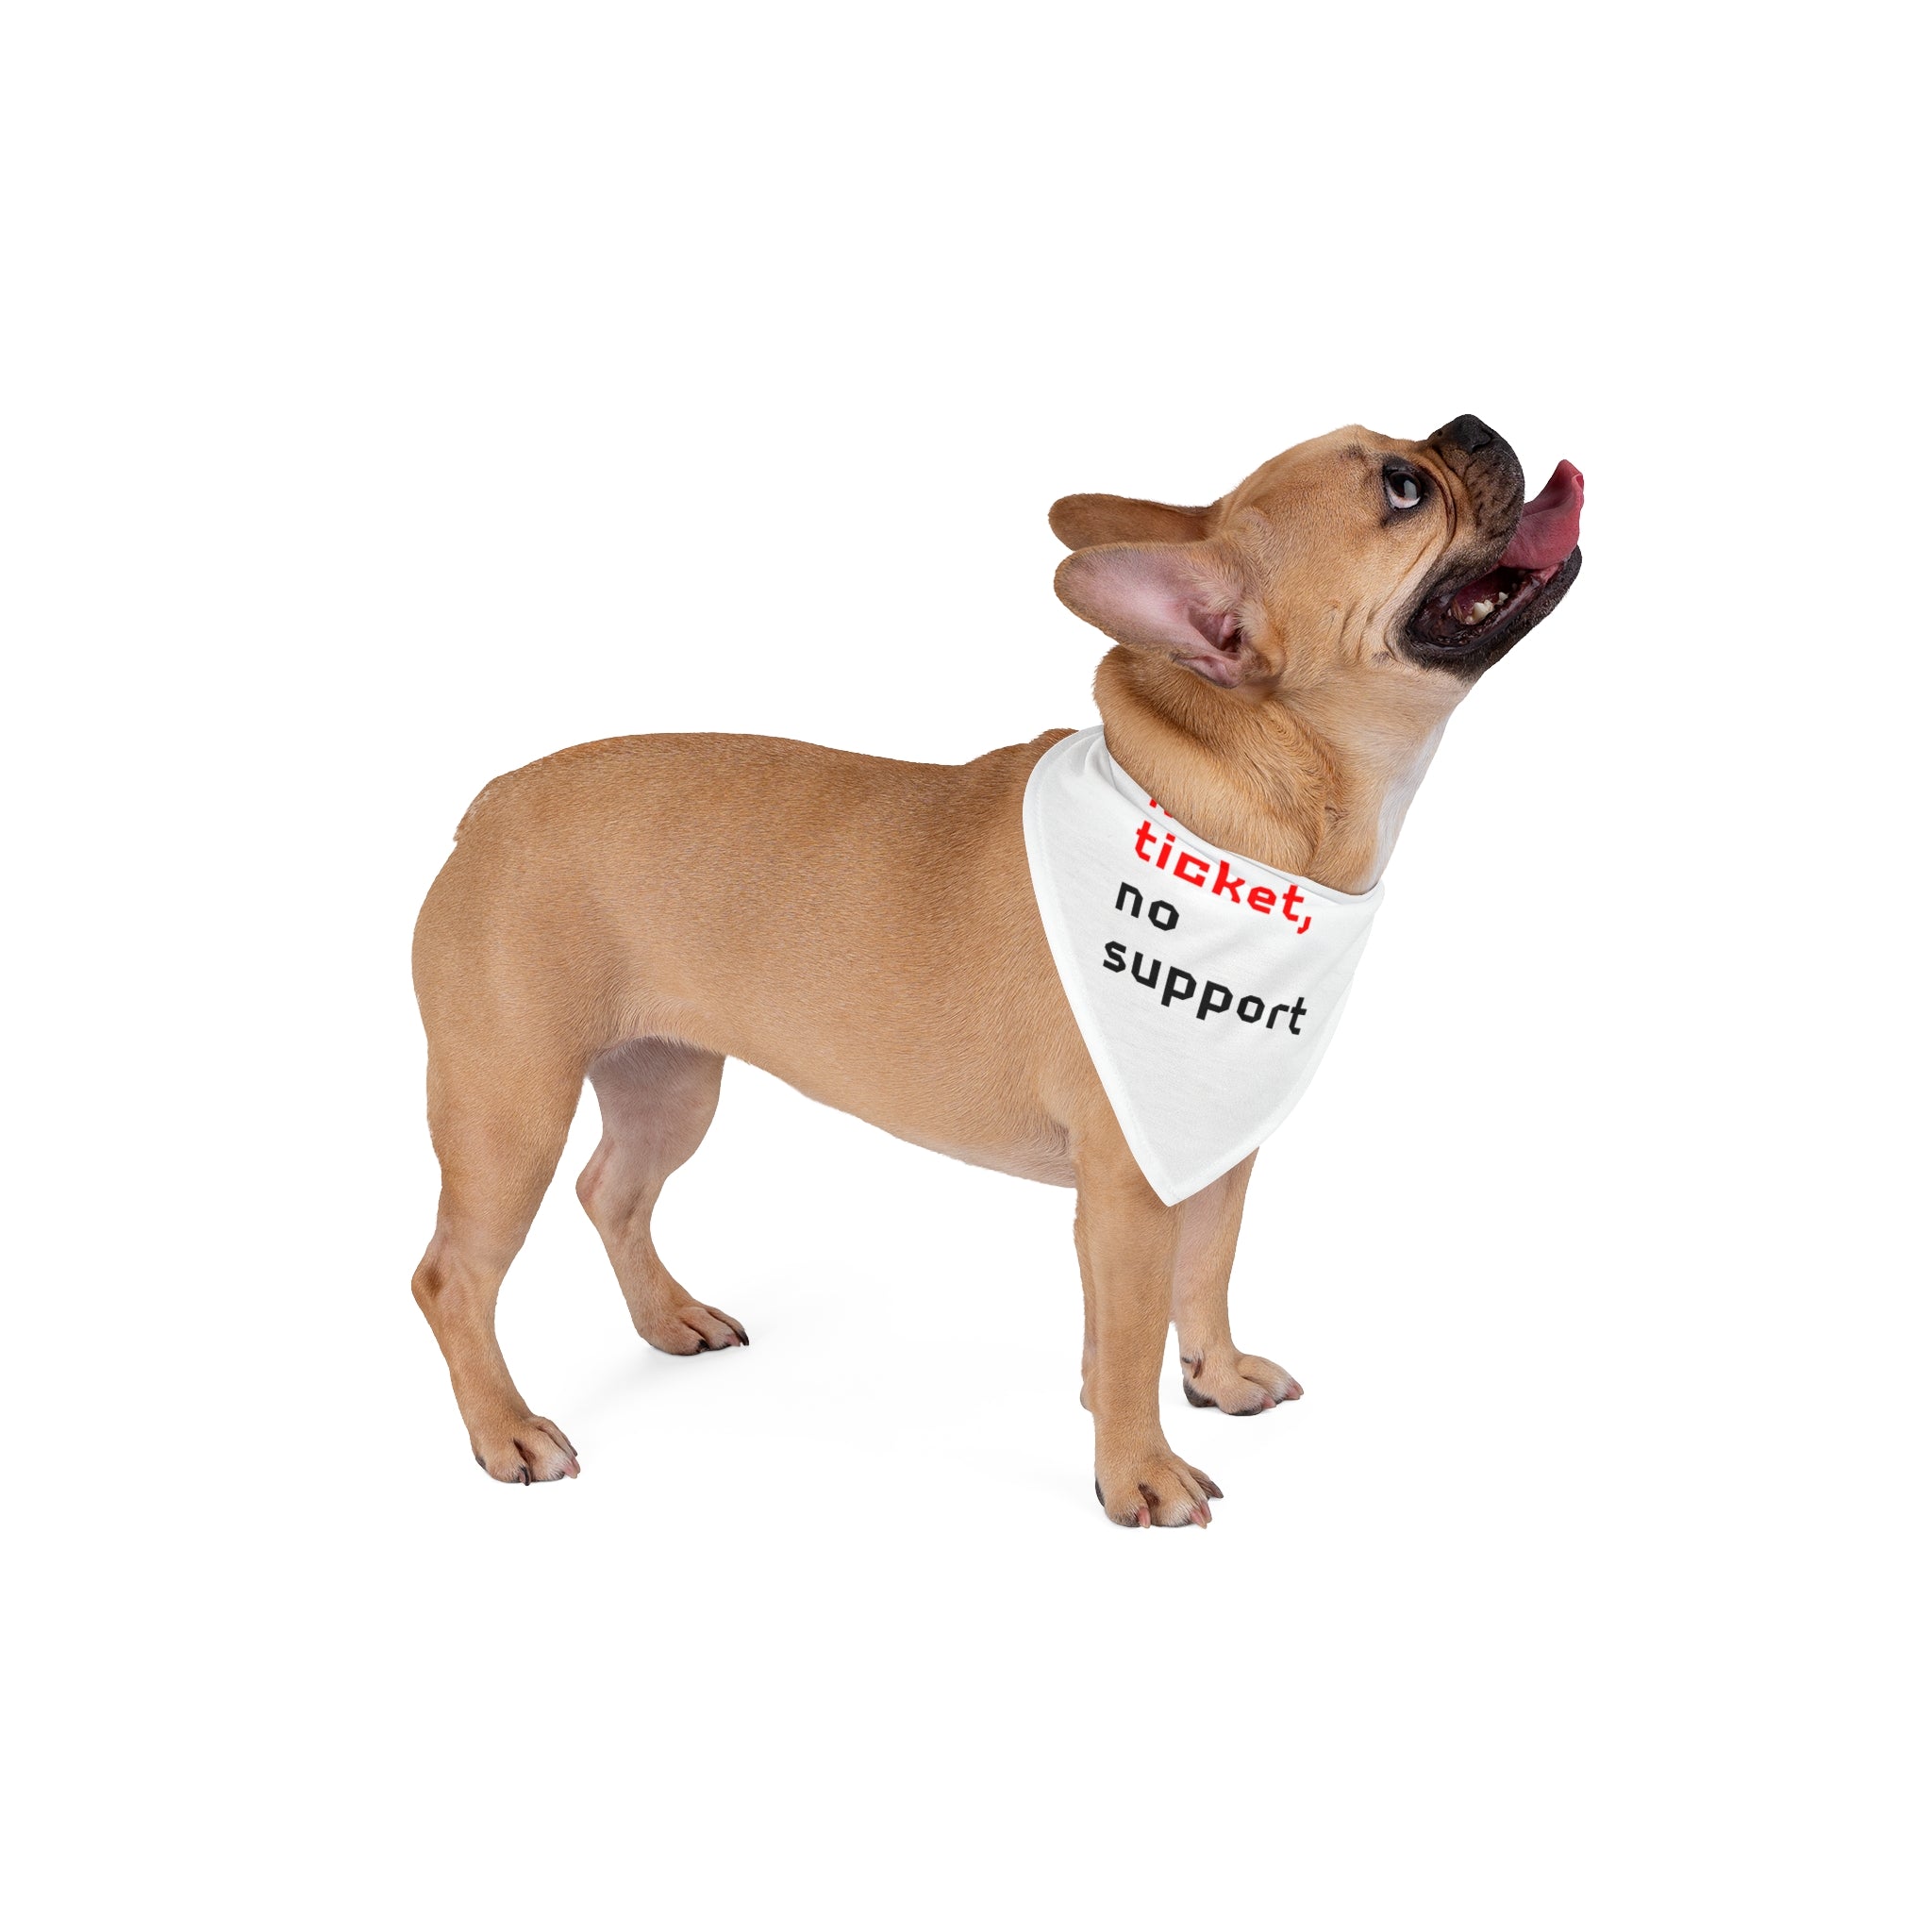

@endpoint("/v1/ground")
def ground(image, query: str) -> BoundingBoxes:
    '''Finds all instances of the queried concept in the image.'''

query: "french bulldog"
[410,414,1583,1524]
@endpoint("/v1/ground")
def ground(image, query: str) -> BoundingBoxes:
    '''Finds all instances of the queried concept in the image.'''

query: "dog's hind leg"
[1170,1152,1302,1415]
[575,1039,747,1355]
[411,1034,586,1484]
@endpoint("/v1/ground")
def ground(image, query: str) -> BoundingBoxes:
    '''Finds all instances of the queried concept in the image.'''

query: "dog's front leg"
[1172,1153,1304,1415]
[1074,1138,1222,1527]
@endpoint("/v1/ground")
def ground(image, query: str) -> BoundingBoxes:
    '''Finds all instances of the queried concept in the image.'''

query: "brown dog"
[410,414,1583,1524]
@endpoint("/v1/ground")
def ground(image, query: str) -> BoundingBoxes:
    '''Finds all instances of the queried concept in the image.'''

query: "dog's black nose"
[1436,413,1499,455]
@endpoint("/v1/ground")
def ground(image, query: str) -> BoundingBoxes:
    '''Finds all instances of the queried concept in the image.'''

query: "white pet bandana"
[1023,727,1382,1206]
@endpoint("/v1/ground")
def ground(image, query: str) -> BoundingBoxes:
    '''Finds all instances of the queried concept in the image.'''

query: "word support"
[1107,881,1308,1030]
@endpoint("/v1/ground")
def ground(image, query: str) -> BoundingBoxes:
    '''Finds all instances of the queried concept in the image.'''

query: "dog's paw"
[633,1297,749,1356]
[1094,1450,1222,1527]
[471,1414,580,1484]
[1181,1350,1302,1415]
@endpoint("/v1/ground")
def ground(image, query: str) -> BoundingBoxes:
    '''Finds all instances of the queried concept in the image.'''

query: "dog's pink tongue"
[1501,459,1584,571]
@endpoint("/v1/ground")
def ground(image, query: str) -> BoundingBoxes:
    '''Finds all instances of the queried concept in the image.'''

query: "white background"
[4,5,1924,1926]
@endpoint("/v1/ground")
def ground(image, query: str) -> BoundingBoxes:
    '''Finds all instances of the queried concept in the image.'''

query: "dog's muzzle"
[1402,415,1584,679]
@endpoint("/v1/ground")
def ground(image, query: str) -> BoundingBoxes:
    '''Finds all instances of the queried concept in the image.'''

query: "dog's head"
[1051,417,1582,700]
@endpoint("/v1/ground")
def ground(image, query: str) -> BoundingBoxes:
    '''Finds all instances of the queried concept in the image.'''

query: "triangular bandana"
[1023,727,1382,1205]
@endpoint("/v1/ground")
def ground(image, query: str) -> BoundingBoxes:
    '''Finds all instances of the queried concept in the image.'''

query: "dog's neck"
[1092,648,1459,894]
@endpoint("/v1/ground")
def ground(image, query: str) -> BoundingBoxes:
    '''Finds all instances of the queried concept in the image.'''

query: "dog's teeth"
[1462,598,1494,624]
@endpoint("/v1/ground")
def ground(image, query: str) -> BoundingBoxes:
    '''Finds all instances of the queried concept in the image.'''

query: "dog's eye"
[1384,469,1423,511]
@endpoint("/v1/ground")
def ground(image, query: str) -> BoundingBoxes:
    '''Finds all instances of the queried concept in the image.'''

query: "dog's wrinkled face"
[1051,416,1583,697]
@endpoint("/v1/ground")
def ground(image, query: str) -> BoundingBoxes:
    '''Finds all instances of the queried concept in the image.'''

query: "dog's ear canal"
[1048,493,1214,550]
[1054,540,1250,663]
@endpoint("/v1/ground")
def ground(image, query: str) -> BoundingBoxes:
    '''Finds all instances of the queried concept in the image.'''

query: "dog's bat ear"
[1047,493,1214,551]
[1054,539,1249,662]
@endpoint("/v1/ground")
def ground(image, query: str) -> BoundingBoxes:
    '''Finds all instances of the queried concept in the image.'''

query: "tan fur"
[410,419,1555,1523]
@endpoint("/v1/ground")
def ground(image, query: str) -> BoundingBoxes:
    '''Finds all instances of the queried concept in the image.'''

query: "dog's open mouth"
[1406,459,1584,668]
